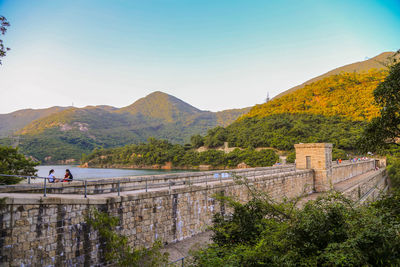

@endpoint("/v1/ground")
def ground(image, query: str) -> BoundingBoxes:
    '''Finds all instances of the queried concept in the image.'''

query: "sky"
[0,0,399,114]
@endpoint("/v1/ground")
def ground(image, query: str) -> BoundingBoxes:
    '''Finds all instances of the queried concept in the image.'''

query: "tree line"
[81,138,279,169]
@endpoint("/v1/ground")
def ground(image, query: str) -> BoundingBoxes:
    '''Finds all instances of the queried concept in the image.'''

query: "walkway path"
[297,169,379,206]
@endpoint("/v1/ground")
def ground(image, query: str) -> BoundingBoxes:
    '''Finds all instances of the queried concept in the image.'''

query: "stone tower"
[294,143,333,192]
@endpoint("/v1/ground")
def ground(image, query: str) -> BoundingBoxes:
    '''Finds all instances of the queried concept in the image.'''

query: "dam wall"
[0,143,388,266]
[0,168,312,266]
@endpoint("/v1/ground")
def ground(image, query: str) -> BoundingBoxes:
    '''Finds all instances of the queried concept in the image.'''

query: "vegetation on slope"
[245,70,387,121]
[0,92,249,163]
[81,138,278,169]
[201,113,365,151]
[273,51,396,99]
[0,106,69,137]
[196,69,390,155]
[117,91,202,123]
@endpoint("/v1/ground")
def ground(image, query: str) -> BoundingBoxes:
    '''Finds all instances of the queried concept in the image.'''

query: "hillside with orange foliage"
[243,69,388,121]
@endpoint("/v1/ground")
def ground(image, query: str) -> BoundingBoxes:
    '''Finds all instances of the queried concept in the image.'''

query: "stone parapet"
[332,160,375,184]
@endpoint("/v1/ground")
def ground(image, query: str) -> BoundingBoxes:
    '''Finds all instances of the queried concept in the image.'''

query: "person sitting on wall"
[48,169,57,183]
[62,169,73,182]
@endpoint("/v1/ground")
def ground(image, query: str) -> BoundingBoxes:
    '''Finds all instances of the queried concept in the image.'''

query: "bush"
[387,156,400,189]
[0,145,39,185]
[191,178,400,266]
[286,151,296,163]
[332,148,348,160]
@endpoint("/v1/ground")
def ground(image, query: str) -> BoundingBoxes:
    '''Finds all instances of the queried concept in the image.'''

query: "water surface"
[36,165,192,181]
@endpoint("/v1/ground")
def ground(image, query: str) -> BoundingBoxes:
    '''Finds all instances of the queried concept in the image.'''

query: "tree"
[359,51,400,153]
[204,127,227,148]
[0,145,39,184]
[0,16,10,65]
[190,134,204,148]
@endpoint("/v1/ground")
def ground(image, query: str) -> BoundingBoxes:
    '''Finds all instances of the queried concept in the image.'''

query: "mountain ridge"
[273,51,397,100]
[0,91,250,163]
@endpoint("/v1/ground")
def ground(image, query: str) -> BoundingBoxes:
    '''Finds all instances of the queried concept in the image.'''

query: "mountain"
[0,92,250,163]
[273,51,397,100]
[202,52,398,153]
[243,69,387,121]
[0,106,69,137]
[118,91,202,122]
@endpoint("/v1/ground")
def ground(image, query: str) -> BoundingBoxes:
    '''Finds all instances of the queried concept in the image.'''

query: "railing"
[0,174,81,197]
[0,165,297,198]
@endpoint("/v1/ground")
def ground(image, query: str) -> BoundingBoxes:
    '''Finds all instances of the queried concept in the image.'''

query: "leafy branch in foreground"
[0,145,39,185]
[358,50,400,153]
[86,209,169,267]
[0,16,10,65]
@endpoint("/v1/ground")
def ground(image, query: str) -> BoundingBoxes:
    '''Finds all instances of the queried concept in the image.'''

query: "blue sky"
[0,0,399,113]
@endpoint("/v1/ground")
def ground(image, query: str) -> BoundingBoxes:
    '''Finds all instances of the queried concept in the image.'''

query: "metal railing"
[0,174,84,197]
[0,166,297,198]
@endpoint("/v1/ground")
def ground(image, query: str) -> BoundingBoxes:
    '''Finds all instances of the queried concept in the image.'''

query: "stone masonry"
[295,143,333,192]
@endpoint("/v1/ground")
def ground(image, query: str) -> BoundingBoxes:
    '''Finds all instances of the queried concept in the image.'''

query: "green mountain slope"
[1,92,249,163]
[202,52,398,153]
[118,91,202,122]
[0,106,69,137]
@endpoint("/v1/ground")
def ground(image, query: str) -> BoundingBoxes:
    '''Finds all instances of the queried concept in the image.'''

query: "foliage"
[191,182,400,266]
[387,156,400,190]
[204,113,365,151]
[359,57,400,153]
[86,208,169,267]
[0,145,39,184]
[204,126,228,148]
[0,16,10,65]
[332,147,348,160]
[243,70,387,121]
[286,151,295,163]
[190,134,204,148]
[82,138,279,168]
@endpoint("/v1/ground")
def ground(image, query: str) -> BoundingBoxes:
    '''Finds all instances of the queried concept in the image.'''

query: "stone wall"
[331,160,376,185]
[341,168,388,202]
[0,169,313,266]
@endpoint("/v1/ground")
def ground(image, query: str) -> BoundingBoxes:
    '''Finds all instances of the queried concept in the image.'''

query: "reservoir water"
[36,165,192,181]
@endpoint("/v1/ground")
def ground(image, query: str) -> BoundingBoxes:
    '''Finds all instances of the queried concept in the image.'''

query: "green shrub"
[286,151,296,163]
[0,145,39,185]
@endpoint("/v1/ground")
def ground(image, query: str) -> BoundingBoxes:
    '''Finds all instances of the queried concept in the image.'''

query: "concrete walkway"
[333,170,378,192]
[163,231,213,263]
